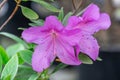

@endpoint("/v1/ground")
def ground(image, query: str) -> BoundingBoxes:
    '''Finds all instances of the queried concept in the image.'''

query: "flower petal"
[55,36,81,65]
[22,27,50,44]
[32,40,55,72]
[62,29,81,46]
[95,13,111,32]
[82,3,100,21]
[78,34,99,60]
[22,27,41,43]
[78,13,111,34]
[66,16,82,30]
[44,16,63,30]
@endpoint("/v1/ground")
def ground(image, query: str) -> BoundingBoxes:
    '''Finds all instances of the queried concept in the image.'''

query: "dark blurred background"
[0,0,120,80]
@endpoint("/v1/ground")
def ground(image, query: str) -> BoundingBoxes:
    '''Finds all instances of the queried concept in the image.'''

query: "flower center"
[51,29,57,38]
[51,29,57,56]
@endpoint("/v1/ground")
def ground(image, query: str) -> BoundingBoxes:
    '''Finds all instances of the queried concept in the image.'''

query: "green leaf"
[27,43,36,50]
[58,7,64,21]
[0,32,28,48]
[76,7,87,16]
[49,0,55,2]
[28,23,39,27]
[17,53,24,64]
[0,54,3,72]
[28,73,39,80]
[3,75,11,80]
[31,0,60,12]
[14,65,35,80]
[20,6,39,20]
[0,46,9,64]
[6,43,25,58]
[19,50,33,64]
[18,65,32,69]
[79,53,93,64]
[97,57,102,61]
[1,54,18,80]
[29,19,44,26]
[51,63,67,74]
[62,12,73,25]
[21,0,28,1]
[18,27,26,30]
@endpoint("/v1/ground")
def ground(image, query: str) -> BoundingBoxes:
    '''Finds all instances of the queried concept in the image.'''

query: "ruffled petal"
[78,34,100,60]
[22,27,51,44]
[44,16,63,30]
[78,13,111,34]
[95,13,111,32]
[22,27,41,43]
[32,39,55,72]
[66,16,82,30]
[82,3,100,21]
[55,36,81,65]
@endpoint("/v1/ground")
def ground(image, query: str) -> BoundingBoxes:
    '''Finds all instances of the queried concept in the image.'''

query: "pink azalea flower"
[66,3,111,60]
[22,16,81,72]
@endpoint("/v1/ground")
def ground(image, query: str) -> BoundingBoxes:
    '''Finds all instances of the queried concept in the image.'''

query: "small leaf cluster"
[20,0,60,20]
[0,32,45,80]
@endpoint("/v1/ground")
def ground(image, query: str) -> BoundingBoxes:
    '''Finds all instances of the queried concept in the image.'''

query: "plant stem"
[73,0,83,15]
[72,0,76,10]
[0,0,21,31]
[0,0,8,9]
[37,69,49,80]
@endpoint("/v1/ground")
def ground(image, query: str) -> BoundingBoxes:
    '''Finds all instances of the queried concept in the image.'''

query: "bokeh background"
[0,0,120,80]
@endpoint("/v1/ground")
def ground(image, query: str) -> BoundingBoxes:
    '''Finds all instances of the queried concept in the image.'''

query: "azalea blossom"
[22,16,81,72]
[66,3,111,60]
[22,3,111,73]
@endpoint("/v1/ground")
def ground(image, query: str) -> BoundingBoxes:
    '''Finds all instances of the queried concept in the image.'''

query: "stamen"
[55,58,61,62]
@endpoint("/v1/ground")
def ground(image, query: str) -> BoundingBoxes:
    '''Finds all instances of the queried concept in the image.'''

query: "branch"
[0,0,21,31]
[72,0,76,10]
[0,0,8,9]
[73,0,83,15]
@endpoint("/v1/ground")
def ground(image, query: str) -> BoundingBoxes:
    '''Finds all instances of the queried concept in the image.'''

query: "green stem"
[37,69,50,80]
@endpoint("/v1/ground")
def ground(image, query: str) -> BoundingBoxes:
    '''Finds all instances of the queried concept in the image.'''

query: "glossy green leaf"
[49,0,55,2]
[79,53,93,64]
[62,12,73,25]
[0,32,28,48]
[0,54,2,72]
[3,75,11,80]
[20,6,39,20]
[6,43,25,58]
[29,19,44,26]
[17,53,24,64]
[18,27,26,30]
[28,73,39,80]
[0,46,9,64]
[19,50,32,64]
[31,0,60,12]
[14,65,34,80]
[76,7,87,16]
[97,57,102,61]
[1,54,18,80]
[27,43,36,50]
[28,23,39,27]
[21,0,28,1]
[58,7,64,21]
[18,65,32,69]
